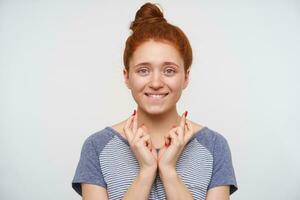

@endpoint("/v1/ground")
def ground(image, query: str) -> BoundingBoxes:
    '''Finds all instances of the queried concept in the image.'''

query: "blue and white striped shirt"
[72,126,238,199]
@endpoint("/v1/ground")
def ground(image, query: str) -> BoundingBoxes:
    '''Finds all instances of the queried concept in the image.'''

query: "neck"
[136,106,181,138]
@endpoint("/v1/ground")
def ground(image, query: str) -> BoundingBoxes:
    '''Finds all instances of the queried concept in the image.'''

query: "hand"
[123,110,158,173]
[157,111,194,173]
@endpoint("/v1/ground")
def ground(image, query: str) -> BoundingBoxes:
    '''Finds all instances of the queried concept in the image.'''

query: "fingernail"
[172,125,176,128]
[184,111,188,117]
[132,109,136,116]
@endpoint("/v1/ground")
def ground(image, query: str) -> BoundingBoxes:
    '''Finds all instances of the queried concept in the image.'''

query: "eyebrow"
[133,62,180,68]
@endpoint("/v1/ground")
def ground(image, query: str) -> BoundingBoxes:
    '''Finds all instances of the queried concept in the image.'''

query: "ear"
[182,68,190,90]
[123,68,131,89]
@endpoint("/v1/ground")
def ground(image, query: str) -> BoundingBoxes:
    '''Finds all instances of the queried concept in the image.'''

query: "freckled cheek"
[167,79,183,92]
[130,78,148,94]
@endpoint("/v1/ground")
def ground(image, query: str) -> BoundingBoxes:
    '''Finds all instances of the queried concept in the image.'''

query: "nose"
[149,71,164,89]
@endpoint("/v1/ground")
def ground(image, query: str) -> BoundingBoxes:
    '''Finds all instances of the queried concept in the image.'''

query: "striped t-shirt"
[72,126,238,199]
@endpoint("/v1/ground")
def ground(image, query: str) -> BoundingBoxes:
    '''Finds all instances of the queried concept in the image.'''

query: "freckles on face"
[128,40,185,80]
[126,40,188,112]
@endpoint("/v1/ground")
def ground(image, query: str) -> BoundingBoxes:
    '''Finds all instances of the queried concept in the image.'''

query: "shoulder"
[111,120,127,138]
[81,127,116,154]
[192,123,231,155]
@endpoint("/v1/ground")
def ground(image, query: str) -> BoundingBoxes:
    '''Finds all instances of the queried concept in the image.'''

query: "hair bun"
[130,3,167,32]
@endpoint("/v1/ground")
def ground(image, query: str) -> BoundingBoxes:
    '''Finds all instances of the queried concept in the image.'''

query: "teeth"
[149,94,164,97]
[146,93,167,98]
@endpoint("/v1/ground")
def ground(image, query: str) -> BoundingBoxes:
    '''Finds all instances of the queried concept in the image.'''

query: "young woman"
[72,3,238,200]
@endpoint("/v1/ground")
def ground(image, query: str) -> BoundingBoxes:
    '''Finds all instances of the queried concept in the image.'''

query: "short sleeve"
[208,134,238,195]
[72,135,107,196]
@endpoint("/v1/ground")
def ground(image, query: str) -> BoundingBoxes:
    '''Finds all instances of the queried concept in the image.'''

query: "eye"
[164,67,176,76]
[137,68,150,76]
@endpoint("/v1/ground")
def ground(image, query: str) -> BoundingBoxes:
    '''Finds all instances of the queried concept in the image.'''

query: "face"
[124,40,190,115]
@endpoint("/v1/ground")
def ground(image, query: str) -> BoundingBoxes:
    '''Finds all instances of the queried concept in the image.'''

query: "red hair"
[123,3,193,72]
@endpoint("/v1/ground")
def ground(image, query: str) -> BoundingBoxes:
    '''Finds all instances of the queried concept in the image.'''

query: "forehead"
[129,40,184,67]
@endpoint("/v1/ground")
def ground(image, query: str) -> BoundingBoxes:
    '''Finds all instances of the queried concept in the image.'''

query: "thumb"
[151,148,158,160]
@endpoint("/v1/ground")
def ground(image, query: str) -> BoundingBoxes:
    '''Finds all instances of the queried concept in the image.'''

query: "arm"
[206,186,230,200]
[82,183,108,200]
[122,168,156,200]
[159,168,194,200]
[157,114,195,200]
[121,112,158,199]
[81,168,156,200]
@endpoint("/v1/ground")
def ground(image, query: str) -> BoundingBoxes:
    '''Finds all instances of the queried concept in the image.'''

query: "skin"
[82,40,230,200]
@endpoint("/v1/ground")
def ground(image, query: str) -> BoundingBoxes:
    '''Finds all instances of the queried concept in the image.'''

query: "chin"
[141,105,173,115]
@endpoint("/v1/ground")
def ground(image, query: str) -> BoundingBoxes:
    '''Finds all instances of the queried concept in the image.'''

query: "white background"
[1,0,299,199]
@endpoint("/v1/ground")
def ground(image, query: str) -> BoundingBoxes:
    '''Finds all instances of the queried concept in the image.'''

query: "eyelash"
[165,68,176,74]
[137,68,149,74]
[137,67,176,76]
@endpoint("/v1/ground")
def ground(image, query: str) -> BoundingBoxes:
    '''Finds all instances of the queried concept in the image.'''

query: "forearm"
[160,168,194,200]
[122,169,156,200]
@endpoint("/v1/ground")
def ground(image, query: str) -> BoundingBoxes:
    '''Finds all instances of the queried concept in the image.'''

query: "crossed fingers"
[165,111,194,147]
[123,111,152,151]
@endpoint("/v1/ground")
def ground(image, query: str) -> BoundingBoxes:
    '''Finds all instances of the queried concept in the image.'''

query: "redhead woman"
[72,2,238,200]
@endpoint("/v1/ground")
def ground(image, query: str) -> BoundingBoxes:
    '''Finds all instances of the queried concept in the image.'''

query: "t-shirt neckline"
[105,125,208,151]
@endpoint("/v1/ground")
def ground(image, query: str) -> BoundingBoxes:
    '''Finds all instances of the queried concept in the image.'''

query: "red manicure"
[184,111,188,117]
[165,140,168,147]
[132,110,136,116]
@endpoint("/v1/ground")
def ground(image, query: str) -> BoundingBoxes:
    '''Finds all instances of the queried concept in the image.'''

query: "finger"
[133,126,144,143]
[123,126,132,141]
[145,135,150,148]
[139,134,151,148]
[177,129,184,142]
[148,139,157,159]
[186,120,192,132]
[125,115,134,128]
[147,136,153,151]
[140,124,147,137]
[132,111,138,133]
[148,138,153,151]
[164,135,170,147]
[141,123,148,132]
[165,126,174,146]
[175,124,184,142]
[169,131,179,145]
[163,134,172,146]
[124,116,134,141]
[184,120,194,142]
[179,111,188,129]
[184,121,189,135]
[171,125,178,135]
[141,127,151,149]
